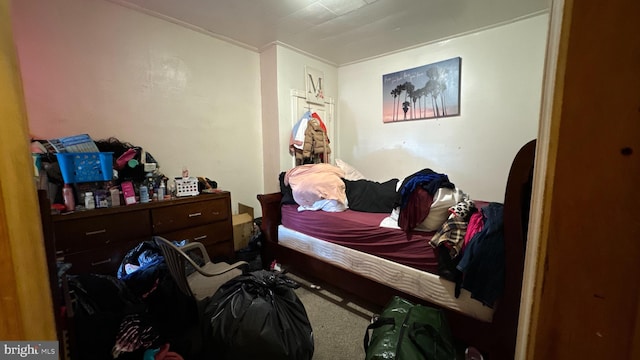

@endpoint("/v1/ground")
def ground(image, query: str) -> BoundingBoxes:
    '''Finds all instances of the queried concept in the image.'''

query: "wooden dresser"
[51,191,234,275]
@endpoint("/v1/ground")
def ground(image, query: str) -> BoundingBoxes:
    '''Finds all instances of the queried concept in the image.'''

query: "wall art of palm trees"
[382,57,461,123]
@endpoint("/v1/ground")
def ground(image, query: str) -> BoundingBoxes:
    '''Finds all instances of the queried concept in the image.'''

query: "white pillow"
[335,159,366,180]
[415,188,467,231]
[297,199,348,212]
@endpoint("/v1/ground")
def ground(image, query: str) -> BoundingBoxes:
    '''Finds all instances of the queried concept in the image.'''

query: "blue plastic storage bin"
[56,152,113,183]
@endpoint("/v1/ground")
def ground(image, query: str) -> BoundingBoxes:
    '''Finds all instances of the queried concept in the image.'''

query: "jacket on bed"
[456,202,505,308]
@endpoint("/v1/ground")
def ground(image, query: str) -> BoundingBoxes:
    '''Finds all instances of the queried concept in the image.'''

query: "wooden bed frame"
[257,140,535,359]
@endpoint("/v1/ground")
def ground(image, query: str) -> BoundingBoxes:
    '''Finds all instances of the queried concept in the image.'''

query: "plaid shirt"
[429,215,467,258]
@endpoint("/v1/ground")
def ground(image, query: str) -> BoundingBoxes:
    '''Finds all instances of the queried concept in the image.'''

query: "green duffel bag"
[363,296,456,360]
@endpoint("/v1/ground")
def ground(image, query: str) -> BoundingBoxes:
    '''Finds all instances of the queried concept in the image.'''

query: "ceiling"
[110,0,550,66]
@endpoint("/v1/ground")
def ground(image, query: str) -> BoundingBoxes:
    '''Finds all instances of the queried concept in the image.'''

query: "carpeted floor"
[288,272,470,360]
[288,273,377,360]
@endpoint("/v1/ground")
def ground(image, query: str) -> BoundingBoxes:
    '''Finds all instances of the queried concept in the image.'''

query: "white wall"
[338,14,549,202]
[274,45,338,185]
[260,45,280,195]
[10,0,548,210]
[11,0,264,213]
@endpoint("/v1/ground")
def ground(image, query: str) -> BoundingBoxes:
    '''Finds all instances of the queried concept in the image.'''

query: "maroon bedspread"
[281,204,438,272]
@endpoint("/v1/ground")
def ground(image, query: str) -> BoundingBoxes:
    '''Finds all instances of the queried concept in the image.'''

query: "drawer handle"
[86,229,107,236]
[91,258,112,266]
[212,211,220,215]
[194,235,207,241]
[188,212,202,218]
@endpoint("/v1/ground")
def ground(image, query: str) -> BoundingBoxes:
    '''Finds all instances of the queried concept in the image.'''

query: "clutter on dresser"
[33,134,222,215]
[174,177,200,197]
[62,184,75,211]
[32,134,163,213]
[198,176,218,193]
[56,151,114,183]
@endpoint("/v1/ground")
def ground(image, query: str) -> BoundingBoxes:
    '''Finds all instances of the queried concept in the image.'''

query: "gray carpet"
[288,273,377,360]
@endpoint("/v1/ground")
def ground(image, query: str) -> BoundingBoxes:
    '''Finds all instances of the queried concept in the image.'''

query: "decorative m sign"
[305,66,325,105]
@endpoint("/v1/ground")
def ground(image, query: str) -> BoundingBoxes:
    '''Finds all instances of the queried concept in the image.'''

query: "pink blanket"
[284,164,346,208]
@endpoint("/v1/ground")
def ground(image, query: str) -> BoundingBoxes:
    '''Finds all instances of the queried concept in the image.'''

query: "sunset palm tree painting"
[382,57,461,123]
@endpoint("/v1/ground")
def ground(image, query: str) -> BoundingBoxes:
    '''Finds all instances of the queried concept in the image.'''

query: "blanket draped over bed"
[284,163,346,208]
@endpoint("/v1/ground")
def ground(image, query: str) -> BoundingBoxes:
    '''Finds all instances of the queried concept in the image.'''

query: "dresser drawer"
[152,197,229,233]
[54,211,151,254]
[158,221,232,247]
[61,239,142,275]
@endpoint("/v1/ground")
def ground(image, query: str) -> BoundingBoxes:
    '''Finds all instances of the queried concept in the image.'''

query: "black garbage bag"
[67,274,149,360]
[116,240,204,359]
[204,270,314,360]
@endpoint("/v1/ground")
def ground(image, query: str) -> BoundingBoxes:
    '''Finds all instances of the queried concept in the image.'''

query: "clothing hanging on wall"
[290,111,330,165]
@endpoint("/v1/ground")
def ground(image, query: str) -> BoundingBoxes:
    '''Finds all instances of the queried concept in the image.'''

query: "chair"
[154,236,247,301]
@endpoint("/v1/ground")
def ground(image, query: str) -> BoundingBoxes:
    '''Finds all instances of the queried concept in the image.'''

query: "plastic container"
[139,185,150,203]
[175,177,199,197]
[157,181,165,201]
[62,184,75,211]
[85,192,95,210]
[110,188,120,207]
[94,190,109,208]
[56,152,113,183]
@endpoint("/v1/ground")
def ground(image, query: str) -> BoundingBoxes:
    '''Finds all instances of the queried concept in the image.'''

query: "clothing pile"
[289,111,331,165]
[391,168,506,308]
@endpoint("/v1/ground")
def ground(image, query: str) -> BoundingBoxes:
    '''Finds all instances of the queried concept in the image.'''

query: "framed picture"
[382,57,461,123]
[305,66,325,105]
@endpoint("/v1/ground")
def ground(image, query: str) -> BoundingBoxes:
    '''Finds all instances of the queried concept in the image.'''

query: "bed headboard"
[492,138,536,358]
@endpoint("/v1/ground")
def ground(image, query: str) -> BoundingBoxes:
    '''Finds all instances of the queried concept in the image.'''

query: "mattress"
[279,205,495,322]
[281,204,438,272]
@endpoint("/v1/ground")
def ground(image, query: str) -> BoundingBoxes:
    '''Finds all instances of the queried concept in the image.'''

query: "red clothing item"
[311,112,329,140]
[462,210,484,252]
[398,187,434,232]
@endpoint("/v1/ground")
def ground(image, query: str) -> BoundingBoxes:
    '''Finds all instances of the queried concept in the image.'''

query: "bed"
[257,140,535,359]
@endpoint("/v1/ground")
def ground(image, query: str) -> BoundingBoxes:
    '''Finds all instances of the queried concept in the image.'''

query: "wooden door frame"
[515,0,565,357]
[0,0,56,341]
[520,0,640,358]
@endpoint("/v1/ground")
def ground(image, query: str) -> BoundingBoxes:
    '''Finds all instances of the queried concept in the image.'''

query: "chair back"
[154,236,194,298]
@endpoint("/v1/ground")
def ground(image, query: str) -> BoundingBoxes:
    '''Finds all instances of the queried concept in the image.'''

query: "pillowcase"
[335,159,366,180]
[414,188,466,232]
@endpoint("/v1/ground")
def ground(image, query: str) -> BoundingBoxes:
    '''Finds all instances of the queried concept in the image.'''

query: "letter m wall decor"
[305,66,325,105]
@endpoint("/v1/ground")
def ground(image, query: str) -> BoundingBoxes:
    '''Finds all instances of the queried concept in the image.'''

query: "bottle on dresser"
[139,185,150,203]
[85,191,95,210]
[157,180,165,201]
[62,184,75,211]
[110,187,120,206]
